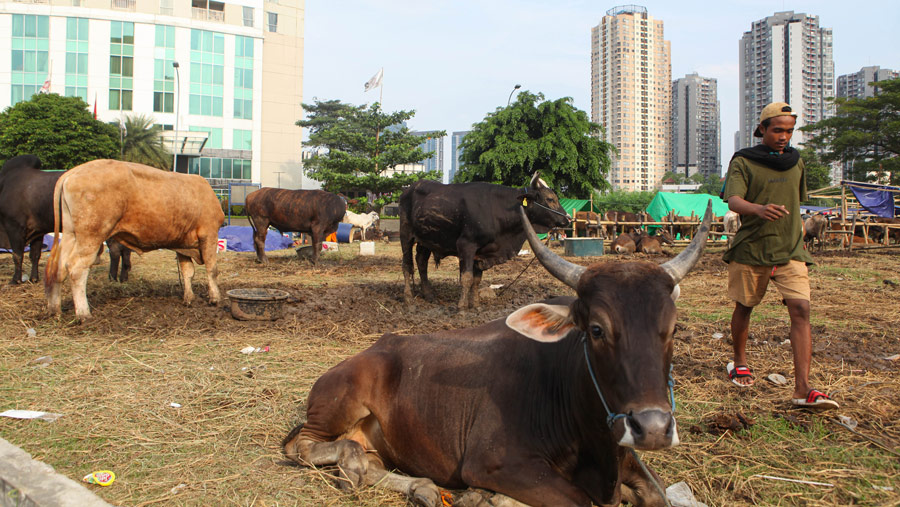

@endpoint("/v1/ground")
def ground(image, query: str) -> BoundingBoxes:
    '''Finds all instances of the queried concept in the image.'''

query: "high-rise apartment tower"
[837,66,898,99]
[738,11,834,149]
[591,5,671,191]
[671,73,720,179]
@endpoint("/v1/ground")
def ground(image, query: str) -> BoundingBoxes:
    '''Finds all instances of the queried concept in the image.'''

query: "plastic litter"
[711,332,723,340]
[83,470,116,487]
[170,483,187,495]
[884,353,900,361]
[240,345,269,354]
[169,402,182,408]
[838,415,858,430]
[32,355,52,367]
[666,481,708,507]
[489,284,503,290]
[0,409,62,422]
[766,373,788,385]
[26,328,36,337]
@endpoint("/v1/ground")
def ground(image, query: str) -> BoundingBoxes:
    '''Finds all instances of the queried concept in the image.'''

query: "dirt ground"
[0,240,898,506]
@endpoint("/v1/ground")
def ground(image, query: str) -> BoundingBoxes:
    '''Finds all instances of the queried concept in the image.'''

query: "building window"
[10,15,50,105]
[109,21,134,110]
[234,36,253,119]
[233,129,251,150]
[189,126,222,148]
[188,156,250,180]
[266,12,277,32]
[159,0,173,15]
[64,18,88,102]
[153,25,175,113]
[242,6,254,27]
[189,30,224,117]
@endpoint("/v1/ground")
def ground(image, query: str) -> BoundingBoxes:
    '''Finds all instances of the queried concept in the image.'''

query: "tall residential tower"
[738,11,834,149]
[671,72,720,178]
[591,5,671,191]
[837,65,898,99]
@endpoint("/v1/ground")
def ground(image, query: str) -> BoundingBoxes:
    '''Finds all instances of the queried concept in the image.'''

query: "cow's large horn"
[519,206,584,289]
[660,200,713,284]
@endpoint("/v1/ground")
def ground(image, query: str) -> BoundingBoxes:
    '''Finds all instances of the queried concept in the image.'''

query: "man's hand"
[755,203,789,221]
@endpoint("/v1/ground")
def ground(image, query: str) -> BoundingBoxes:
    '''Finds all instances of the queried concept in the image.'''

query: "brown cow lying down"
[45,160,224,318]
[284,203,714,507]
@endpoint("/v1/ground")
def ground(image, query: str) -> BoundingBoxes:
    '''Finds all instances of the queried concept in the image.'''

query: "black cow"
[246,188,346,265]
[0,155,63,284]
[400,173,570,310]
[107,238,133,282]
[284,202,714,507]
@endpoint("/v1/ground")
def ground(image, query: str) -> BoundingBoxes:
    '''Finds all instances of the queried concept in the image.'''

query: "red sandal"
[726,361,754,387]
[791,389,839,410]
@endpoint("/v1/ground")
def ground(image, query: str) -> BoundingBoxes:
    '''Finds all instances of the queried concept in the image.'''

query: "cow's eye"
[590,325,604,340]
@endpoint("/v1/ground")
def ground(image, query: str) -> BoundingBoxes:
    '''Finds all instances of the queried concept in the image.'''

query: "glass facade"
[109,21,134,110]
[189,125,222,148]
[189,29,224,116]
[10,15,50,105]
[233,35,253,119]
[233,128,251,150]
[65,18,89,102]
[188,157,251,180]
[153,25,175,113]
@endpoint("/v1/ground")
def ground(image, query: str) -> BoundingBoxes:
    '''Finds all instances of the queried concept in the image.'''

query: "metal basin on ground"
[227,288,290,321]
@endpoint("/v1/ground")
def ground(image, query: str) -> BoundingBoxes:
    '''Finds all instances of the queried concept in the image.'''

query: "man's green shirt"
[722,155,814,266]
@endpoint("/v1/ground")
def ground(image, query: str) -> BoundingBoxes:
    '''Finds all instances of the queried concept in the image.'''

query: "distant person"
[721,102,838,410]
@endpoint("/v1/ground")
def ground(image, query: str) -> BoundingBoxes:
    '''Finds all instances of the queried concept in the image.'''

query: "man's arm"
[728,195,789,222]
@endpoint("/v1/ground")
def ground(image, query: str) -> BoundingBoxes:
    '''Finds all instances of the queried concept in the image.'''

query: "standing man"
[721,102,838,409]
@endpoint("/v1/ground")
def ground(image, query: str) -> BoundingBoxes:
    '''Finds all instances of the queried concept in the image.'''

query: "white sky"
[302,0,900,181]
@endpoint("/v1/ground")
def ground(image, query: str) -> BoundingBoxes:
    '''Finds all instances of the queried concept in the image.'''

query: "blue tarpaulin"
[846,182,896,218]
[218,226,294,252]
[0,234,54,254]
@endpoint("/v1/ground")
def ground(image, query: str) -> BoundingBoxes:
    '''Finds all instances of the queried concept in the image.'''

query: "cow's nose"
[623,409,677,450]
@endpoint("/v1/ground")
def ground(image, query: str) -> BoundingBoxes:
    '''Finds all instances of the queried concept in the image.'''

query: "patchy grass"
[1,243,898,506]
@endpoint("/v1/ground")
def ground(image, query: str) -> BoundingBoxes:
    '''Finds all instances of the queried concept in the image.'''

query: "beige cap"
[753,102,797,137]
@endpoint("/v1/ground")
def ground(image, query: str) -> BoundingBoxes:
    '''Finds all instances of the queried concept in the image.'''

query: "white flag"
[364,68,383,92]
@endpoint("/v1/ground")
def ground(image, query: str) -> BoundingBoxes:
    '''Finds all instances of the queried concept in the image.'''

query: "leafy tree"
[689,172,725,196]
[801,78,900,184]
[298,100,444,207]
[591,190,656,214]
[0,93,120,169]
[453,91,614,197]
[797,146,833,192]
[661,171,687,185]
[122,114,171,170]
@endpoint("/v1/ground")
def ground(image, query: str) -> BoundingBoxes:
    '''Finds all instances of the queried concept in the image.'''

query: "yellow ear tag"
[522,198,528,207]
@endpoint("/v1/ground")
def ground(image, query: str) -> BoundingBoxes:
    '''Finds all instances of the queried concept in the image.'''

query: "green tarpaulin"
[558,198,601,214]
[645,192,729,221]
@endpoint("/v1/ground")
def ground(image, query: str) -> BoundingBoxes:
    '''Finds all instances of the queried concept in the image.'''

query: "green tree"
[591,190,657,214]
[122,114,171,170]
[297,100,443,206]
[797,146,832,192]
[661,171,687,185]
[801,78,900,184]
[453,91,614,197]
[689,172,725,195]
[0,93,120,169]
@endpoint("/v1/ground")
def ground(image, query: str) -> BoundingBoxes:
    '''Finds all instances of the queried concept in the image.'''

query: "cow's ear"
[506,303,575,343]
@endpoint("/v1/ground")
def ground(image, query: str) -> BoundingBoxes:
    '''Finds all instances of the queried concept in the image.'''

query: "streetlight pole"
[172,61,180,172]
[507,84,521,106]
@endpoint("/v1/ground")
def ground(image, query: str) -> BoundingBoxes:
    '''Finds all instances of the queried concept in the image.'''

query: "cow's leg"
[198,237,221,305]
[415,245,434,302]
[459,456,594,506]
[618,451,666,507]
[469,266,483,309]
[309,227,323,265]
[119,247,131,282]
[45,233,75,315]
[108,242,121,282]
[176,252,196,306]
[400,219,416,303]
[6,228,25,284]
[27,236,43,283]
[68,243,101,318]
[456,243,477,311]
[251,217,270,264]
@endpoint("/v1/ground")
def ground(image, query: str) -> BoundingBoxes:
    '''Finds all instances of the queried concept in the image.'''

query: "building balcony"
[13,0,50,3]
[192,7,225,21]
[111,0,135,9]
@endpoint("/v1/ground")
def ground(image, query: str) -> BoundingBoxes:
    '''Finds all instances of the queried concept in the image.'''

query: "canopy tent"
[644,192,730,221]
[845,181,897,218]
[558,198,601,215]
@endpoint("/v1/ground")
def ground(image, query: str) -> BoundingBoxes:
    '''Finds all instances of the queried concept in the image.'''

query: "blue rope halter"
[580,333,676,428]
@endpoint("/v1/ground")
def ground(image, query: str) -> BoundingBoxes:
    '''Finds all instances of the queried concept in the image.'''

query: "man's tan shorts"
[727,260,810,307]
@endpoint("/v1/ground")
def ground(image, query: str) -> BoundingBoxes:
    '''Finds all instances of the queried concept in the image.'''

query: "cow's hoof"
[408,478,442,507]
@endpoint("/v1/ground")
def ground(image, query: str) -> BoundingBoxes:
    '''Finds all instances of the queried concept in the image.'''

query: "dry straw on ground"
[1,242,898,506]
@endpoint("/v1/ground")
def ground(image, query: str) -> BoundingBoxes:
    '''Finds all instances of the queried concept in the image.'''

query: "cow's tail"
[44,173,65,290]
[247,213,258,234]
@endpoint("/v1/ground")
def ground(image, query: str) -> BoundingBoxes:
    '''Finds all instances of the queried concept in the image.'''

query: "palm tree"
[121,114,171,170]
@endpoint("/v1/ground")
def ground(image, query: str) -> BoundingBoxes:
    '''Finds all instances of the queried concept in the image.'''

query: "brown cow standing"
[45,160,224,318]
[245,188,346,265]
[803,214,829,252]
[284,203,714,507]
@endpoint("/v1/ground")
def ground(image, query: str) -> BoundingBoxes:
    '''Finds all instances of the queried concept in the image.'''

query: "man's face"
[759,115,796,153]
